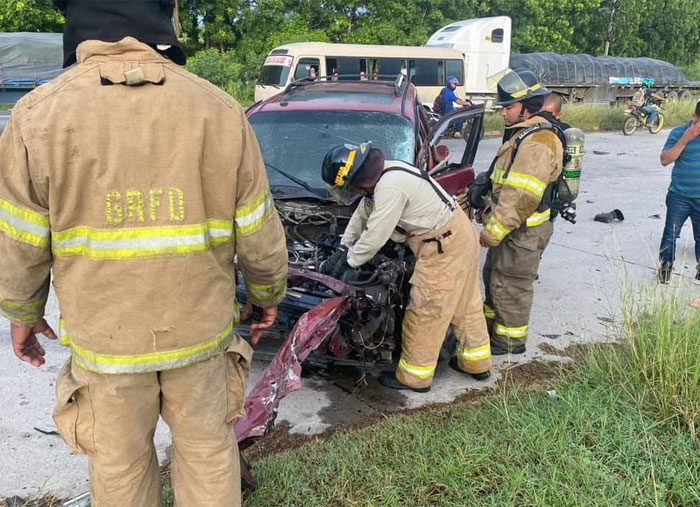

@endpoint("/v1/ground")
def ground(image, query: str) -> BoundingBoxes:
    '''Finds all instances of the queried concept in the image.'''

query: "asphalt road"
[1,128,696,499]
[0,111,9,133]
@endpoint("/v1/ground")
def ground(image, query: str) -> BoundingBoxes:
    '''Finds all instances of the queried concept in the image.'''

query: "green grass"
[0,103,13,111]
[484,101,697,134]
[229,292,700,507]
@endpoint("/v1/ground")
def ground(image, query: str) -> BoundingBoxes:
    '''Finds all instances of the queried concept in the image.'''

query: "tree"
[0,0,63,32]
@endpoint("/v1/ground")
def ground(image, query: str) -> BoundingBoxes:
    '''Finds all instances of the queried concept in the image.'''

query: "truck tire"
[680,90,693,102]
[666,90,679,103]
[623,116,638,136]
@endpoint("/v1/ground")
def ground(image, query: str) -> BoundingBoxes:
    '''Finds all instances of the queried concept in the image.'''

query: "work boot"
[448,357,491,381]
[658,261,672,284]
[490,342,526,356]
[378,370,430,393]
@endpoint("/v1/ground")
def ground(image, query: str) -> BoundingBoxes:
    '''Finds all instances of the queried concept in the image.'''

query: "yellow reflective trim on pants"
[526,208,551,227]
[483,303,496,320]
[65,308,241,374]
[0,197,51,248]
[494,323,528,339]
[235,188,275,236]
[501,171,546,198]
[457,343,491,362]
[51,220,233,260]
[246,278,287,306]
[485,216,509,241]
[398,358,436,380]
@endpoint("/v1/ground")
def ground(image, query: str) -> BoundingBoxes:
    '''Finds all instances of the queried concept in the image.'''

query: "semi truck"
[425,16,700,106]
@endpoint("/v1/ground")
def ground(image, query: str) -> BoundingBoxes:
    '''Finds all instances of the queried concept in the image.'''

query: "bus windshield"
[259,55,293,86]
[249,110,416,189]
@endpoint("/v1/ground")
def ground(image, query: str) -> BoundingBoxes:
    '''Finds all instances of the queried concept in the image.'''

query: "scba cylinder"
[559,128,584,203]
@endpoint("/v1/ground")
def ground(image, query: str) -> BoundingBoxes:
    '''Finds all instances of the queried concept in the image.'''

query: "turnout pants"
[396,208,491,389]
[483,221,553,350]
[53,340,252,507]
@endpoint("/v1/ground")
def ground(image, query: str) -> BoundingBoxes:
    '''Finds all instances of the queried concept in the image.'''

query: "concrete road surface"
[1,128,696,499]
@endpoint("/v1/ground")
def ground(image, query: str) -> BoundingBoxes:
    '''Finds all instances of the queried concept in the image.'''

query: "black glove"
[321,249,347,276]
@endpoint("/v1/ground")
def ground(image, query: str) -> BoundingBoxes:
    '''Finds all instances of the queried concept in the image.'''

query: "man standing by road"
[480,69,563,355]
[0,1,288,505]
[542,93,571,130]
[321,143,491,392]
[658,101,700,283]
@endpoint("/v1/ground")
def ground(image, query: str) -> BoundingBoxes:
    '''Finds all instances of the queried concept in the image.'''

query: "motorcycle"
[622,100,665,136]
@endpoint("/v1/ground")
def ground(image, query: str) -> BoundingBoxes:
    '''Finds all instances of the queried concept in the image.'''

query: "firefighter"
[0,2,288,505]
[479,69,563,355]
[321,144,491,392]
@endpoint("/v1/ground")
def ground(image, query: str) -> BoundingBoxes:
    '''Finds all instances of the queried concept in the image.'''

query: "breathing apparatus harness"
[469,114,578,224]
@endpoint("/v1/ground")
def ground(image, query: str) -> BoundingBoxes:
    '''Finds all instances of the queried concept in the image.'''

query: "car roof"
[247,80,418,123]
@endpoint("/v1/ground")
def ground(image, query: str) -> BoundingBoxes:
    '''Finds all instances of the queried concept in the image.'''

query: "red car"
[241,77,485,365]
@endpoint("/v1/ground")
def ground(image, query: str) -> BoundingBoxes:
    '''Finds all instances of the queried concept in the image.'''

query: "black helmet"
[322,142,372,188]
[495,69,549,106]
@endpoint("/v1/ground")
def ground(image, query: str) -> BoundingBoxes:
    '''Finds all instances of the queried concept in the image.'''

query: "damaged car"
[239,76,485,366]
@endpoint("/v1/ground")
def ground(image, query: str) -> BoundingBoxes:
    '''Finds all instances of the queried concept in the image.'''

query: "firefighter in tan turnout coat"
[0,2,287,505]
[321,143,491,393]
[479,69,563,355]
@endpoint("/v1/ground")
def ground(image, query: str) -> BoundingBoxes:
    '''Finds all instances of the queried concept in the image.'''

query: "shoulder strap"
[383,166,455,212]
[505,121,566,179]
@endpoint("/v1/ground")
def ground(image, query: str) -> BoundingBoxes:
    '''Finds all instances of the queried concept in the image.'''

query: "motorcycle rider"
[321,143,491,392]
[631,78,664,126]
[479,69,564,355]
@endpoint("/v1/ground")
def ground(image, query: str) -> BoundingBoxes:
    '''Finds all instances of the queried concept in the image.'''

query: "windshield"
[249,111,416,189]
[259,55,294,86]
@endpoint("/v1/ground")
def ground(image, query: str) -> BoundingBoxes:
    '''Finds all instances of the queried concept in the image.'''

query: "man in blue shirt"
[658,100,700,283]
[442,76,471,115]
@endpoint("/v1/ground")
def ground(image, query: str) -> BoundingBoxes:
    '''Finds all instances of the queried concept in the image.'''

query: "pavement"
[2,128,698,500]
[0,111,9,133]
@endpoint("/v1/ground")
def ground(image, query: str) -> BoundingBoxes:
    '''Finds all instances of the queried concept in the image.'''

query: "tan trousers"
[483,221,553,350]
[53,339,252,507]
[396,208,491,389]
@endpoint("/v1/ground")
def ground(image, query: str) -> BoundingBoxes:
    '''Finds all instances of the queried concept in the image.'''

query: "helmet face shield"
[491,68,549,105]
[327,184,361,206]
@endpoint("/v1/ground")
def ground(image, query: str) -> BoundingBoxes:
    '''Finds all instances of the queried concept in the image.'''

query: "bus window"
[335,57,361,80]
[378,58,401,77]
[437,60,445,85]
[260,55,293,86]
[326,58,338,79]
[293,58,320,81]
[446,59,464,83]
[413,59,439,86]
[368,59,380,80]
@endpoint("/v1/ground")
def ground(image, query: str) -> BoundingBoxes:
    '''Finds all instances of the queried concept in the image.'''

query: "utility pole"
[603,0,620,56]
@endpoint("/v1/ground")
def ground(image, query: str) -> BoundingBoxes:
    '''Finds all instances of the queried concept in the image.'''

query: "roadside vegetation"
[0,103,12,111]
[153,290,700,506]
[484,100,698,135]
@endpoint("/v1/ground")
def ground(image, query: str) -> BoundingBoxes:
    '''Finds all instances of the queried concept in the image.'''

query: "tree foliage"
[0,0,63,32]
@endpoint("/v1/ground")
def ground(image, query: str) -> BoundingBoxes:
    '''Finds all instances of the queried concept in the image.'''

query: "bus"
[255,42,466,106]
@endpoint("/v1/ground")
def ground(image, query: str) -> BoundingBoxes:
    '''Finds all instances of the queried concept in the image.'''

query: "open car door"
[418,104,485,196]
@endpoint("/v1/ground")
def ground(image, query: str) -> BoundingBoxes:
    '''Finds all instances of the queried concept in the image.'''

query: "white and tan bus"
[255,42,466,105]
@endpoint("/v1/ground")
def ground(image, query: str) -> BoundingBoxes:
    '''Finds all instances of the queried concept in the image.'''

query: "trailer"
[0,32,63,104]
[426,16,700,107]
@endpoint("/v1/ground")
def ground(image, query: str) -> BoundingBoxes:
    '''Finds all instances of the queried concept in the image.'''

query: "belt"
[422,230,452,254]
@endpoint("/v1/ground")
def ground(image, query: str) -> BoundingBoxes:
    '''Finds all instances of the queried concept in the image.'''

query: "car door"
[416,105,485,195]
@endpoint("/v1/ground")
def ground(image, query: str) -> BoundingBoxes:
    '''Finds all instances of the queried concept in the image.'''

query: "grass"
[217,291,700,507]
[0,103,12,111]
[484,101,697,134]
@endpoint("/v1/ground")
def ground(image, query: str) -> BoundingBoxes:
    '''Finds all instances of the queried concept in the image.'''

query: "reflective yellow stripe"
[335,150,356,186]
[398,358,436,380]
[526,208,551,227]
[0,197,50,248]
[511,83,542,99]
[483,304,496,320]
[0,297,45,324]
[51,220,233,260]
[246,278,287,306]
[485,216,509,241]
[491,167,505,184]
[457,343,491,362]
[65,309,240,374]
[501,170,547,198]
[235,188,275,236]
[59,318,70,346]
[494,323,528,339]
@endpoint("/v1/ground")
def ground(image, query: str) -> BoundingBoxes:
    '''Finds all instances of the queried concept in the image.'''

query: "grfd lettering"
[105,188,185,225]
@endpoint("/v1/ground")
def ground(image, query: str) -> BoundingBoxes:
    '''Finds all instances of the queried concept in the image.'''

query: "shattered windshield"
[249,111,416,189]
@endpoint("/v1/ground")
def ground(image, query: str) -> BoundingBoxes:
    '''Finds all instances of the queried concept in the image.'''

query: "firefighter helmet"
[495,69,550,106]
[322,142,372,189]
